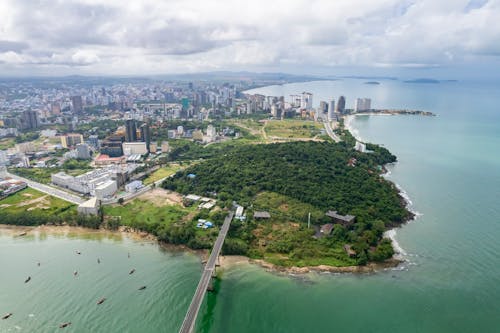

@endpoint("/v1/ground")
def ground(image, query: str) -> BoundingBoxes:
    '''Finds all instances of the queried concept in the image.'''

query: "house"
[325,210,356,226]
[254,211,271,219]
[343,244,356,258]
[320,223,334,236]
[77,197,100,216]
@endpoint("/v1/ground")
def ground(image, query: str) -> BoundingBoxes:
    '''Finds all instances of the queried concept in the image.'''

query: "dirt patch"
[279,203,289,211]
[17,195,49,207]
[136,188,183,206]
[22,193,33,197]
[0,204,11,208]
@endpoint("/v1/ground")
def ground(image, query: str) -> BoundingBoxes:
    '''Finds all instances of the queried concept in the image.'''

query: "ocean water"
[1,78,500,332]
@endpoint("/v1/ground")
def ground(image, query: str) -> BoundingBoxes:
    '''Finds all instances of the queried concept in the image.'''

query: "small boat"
[138,286,146,290]
[73,271,78,276]
[75,251,81,255]
[129,269,136,275]
[37,262,41,267]
[127,253,130,258]
[24,276,31,283]
[17,232,27,237]
[2,313,13,320]
[97,297,106,305]
[59,322,71,328]
[97,258,100,264]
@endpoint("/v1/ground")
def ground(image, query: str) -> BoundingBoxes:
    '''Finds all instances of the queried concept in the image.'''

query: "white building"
[125,180,143,193]
[354,98,372,112]
[122,142,147,156]
[328,99,336,121]
[206,125,216,139]
[94,180,117,199]
[301,92,313,110]
[77,197,100,216]
[76,143,91,159]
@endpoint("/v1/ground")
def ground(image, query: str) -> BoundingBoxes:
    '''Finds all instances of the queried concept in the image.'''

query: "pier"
[178,211,234,333]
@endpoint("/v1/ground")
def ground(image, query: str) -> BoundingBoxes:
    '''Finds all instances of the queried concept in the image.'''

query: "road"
[322,118,340,143]
[1,171,85,205]
[178,211,234,333]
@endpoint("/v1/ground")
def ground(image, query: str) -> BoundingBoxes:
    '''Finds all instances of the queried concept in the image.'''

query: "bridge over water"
[178,211,234,333]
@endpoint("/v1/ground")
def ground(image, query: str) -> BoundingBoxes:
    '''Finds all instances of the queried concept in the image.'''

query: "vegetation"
[142,164,183,185]
[0,188,100,228]
[163,141,408,265]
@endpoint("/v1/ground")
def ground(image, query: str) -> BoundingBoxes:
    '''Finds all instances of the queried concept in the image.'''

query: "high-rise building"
[301,92,313,110]
[140,123,151,152]
[71,96,83,114]
[88,135,99,149]
[76,143,91,159]
[61,133,84,148]
[100,135,125,157]
[354,98,372,112]
[125,119,137,142]
[21,110,39,130]
[335,96,346,114]
[319,101,328,114]
[328,100,336,121]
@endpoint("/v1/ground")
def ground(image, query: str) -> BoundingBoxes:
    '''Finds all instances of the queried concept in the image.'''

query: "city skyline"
[0,0,499,79]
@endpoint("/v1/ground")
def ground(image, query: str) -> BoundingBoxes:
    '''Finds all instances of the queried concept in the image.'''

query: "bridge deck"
[178,211,234,333]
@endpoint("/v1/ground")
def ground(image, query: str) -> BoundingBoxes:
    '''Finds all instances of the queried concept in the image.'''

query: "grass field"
[0,137,16,150]
[143,164,183,185]
[0,187,76,215]
[103,196,194,229]
[264,120,323,139]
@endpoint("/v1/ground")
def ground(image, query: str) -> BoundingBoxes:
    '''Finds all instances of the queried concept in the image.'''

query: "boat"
[129,269,136,275]
[97,297,106,305]
[75,251,81,255]
[17,232,27,237]
[59,322,71,328]
[24,276,31,283]
[138,286,146,290]
[2,313,13,320]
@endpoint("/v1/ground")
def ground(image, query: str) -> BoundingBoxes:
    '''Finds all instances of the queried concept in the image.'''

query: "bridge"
[178,211,234,333]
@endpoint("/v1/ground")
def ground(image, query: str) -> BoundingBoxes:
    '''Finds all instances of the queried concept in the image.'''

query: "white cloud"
[0,0,499,75]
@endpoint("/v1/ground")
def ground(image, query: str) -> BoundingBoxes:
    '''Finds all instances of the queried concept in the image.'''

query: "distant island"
[404,78,440,84]
[364,81,380,85]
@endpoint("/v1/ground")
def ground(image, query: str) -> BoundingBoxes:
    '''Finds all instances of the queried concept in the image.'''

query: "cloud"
[0,0,499,75]
[0,40,29,53]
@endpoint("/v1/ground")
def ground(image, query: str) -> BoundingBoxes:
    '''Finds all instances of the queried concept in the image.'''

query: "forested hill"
[163,141,410,228]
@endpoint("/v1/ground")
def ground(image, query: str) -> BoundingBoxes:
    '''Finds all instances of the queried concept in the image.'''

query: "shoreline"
[0,224,401,275]
[344,115,420,260]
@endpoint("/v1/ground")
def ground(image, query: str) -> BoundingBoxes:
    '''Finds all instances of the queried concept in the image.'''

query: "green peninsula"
[163,140,411,267]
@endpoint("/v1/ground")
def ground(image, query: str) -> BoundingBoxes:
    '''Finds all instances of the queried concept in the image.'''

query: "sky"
[0,0,499,78]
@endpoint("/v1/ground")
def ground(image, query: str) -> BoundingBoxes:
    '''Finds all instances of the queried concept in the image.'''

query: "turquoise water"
[2,79,500,332]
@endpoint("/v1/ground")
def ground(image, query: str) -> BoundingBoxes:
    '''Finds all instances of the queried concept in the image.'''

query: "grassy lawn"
[264,120,323,139]
[9,167,56,184]
[143,164,183,185]
[0,137,16,150]
[0,187,76,215]
[103,197,194,229]
[247,191,356,267]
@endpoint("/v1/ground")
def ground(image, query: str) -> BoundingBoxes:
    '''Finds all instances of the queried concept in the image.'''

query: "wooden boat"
[2,313,12,320]
[138,286,146,290]
[97,297,106,305]
[59,322,71,328]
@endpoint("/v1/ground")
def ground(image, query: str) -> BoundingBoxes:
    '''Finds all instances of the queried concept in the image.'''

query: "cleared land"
[143,164,183,185]
[0,188,76,214]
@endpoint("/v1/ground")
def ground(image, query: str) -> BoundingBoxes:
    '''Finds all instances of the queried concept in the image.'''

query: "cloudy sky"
[0,0,499,77]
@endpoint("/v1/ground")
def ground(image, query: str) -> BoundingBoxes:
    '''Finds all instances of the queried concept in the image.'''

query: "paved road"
[178,211,234,333]
[323,119,340,143]
[2,171,85,205]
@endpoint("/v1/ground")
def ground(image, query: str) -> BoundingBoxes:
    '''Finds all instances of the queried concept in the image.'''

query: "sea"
[1,78,500,332]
